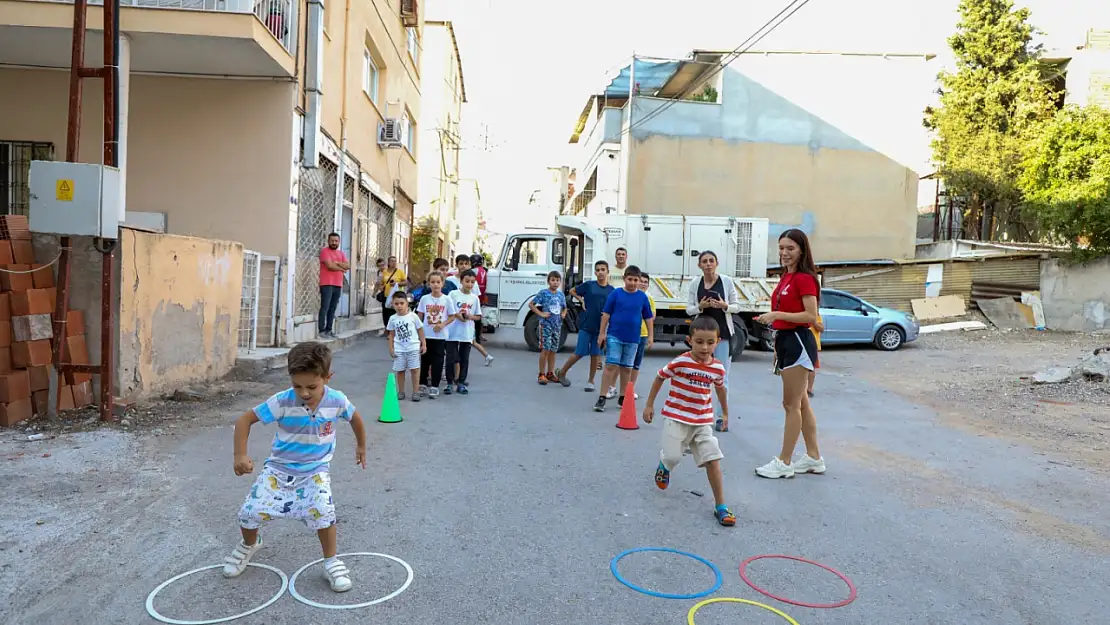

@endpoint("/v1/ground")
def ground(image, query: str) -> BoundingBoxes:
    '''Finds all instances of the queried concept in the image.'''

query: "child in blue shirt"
[595,265,654,411]
[224,341,367,593]
[529,271,567,385]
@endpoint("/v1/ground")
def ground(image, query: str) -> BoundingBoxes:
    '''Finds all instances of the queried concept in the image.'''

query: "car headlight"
[907,314,917,323]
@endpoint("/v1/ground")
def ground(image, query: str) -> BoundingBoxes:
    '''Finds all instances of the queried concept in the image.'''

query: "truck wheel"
[730,322,748,361]
[757,337,774,352]
[523,314,541,353]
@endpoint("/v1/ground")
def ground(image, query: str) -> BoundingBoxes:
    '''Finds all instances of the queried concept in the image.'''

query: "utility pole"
[617,52,635,215]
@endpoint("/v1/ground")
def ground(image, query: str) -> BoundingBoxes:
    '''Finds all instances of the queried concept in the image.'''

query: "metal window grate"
[734,221,753,278]
[295,160,338,317]
[1,141,54,216]
[239,250,262,351]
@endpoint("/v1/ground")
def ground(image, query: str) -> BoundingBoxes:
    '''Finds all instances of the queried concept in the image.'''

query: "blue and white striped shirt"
[253,387,356,476]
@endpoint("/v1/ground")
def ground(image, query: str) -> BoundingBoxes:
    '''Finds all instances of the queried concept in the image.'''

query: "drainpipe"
[302,0,324,167]
[334,0,352,234]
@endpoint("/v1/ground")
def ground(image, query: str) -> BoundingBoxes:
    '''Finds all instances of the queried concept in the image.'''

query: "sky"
[429,0,1109,237]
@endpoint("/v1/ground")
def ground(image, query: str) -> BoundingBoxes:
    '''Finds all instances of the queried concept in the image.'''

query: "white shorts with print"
[393,349,421,372]
[237,465,336,531]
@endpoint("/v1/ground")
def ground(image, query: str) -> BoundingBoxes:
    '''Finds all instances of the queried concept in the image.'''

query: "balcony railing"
[28,0,298,53]
[566,189,596,216]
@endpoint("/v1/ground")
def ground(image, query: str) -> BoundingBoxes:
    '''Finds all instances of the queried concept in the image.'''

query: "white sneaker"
[792,454,826,474]
[584,382,596,392]
[322,558,353,592]
[484,354,495,366]
[606,386,618,399]
[755,457,795,479]
[634,393,639,400]
[222,538,263,578]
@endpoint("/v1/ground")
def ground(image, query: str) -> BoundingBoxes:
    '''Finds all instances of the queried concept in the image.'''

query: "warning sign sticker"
[56,179,74,202]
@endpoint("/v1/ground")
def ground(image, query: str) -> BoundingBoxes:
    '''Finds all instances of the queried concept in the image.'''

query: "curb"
[229,329,378,381]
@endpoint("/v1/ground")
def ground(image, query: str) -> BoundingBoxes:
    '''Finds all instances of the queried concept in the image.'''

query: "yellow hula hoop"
[687,597,800,625]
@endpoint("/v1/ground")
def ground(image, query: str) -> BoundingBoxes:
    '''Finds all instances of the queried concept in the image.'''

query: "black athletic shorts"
[773,327,818,374]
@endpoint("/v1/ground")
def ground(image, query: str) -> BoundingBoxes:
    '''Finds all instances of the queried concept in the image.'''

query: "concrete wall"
[626,57,929,264]
[117,229,242,398]
[1040,256,1110,332]
[0,68,296,257]
[128,75,295,257]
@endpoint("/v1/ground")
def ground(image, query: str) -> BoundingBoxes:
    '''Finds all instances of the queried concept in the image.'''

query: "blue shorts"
[605,337,638,368]
[540,323,561,352]
[575,330,602,357]
[633,336,648,370]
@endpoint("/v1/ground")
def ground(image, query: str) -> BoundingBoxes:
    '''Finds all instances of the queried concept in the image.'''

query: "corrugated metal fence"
[823,256,1043,313]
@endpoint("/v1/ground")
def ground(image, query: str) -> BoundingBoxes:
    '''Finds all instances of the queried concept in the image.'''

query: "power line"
[621,0,816,137]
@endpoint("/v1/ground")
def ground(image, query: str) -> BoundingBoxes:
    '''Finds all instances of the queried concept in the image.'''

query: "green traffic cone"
[378,373,403,423]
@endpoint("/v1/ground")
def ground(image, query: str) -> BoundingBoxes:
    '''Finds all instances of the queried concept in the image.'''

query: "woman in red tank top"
[753,229,826,479]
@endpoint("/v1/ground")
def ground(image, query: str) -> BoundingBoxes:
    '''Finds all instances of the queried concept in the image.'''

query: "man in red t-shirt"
[318,232,350,338]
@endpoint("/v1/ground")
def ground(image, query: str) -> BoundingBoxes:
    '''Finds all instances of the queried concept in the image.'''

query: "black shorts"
[773,327,818,373]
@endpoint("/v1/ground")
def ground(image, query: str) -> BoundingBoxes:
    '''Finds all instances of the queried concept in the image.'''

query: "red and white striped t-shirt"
[657,352,726,425]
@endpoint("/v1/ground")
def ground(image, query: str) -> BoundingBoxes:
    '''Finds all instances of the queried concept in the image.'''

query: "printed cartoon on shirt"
[425,301,448,325]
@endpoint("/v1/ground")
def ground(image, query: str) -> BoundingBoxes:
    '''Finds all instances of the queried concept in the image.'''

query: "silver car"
[819,288,920,351]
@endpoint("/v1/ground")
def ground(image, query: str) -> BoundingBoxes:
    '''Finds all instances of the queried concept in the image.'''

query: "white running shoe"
[755,457,795,479]
[222,538,263,578]
[322,558,353,592]
[791,455,826,474]
[606,386,618,399]
[484,354,495,366]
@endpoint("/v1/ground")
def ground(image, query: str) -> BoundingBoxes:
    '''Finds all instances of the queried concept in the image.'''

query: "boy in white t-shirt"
[416,271,458,399]
[386,291,426,402]
[446,270,482,395]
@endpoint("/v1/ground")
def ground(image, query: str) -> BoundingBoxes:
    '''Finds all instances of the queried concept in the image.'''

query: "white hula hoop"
[145,563,289,625]
[288,552,414,610]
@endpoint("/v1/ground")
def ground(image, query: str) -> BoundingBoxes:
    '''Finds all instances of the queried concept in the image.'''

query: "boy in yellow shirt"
[630,273,657,398]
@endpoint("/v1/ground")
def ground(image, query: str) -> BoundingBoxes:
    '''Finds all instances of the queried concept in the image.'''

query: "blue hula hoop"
[610,547,723,600]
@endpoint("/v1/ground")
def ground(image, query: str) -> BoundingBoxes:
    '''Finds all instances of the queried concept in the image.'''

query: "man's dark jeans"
[319,285,342,334]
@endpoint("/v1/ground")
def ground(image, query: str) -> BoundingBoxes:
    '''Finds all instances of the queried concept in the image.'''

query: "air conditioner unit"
[400,0,418,26]
[379,119,404,148]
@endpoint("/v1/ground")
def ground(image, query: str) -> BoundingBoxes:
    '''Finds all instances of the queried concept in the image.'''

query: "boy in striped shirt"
[642,315,736,526]
[223,342,368,592]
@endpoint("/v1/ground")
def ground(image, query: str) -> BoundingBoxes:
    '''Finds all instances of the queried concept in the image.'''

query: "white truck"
[482,214,781,360]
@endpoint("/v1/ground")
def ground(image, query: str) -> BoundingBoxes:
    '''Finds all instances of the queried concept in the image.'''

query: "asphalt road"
[5,332,1110,624]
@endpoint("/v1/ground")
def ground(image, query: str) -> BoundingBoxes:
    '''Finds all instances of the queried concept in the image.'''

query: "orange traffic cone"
[615,381,639,430]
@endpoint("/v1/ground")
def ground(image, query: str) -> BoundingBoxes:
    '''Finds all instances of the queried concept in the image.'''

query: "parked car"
[819,288,920,351]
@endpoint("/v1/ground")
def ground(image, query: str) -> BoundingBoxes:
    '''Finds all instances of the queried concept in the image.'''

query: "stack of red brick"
[0,216,94,426]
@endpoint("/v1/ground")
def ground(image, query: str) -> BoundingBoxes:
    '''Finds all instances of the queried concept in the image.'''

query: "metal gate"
[354,186,396,315]
[239,250,262,351]
[295,160,338,317]
[256,255,281,347]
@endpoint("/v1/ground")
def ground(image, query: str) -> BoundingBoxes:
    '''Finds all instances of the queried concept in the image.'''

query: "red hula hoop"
[738,554,858,609]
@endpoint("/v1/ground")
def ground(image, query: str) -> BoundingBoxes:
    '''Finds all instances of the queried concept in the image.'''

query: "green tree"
[923,0,1056,240]
[409,216,438,278]
[1019,105,1110,258]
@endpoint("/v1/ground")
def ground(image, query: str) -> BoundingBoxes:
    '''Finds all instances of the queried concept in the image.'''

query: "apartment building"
[0,0,424,345]
[564,50,938,264]
[414,18,466,262]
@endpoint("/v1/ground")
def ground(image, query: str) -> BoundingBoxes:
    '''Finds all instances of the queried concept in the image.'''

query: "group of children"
[531,261,657,412]
[221,256,745,596]
[385,255,496,400]
[528,259,737,526]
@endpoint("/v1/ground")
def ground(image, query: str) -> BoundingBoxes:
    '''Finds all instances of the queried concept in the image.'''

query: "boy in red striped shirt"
[642,315,736,526]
